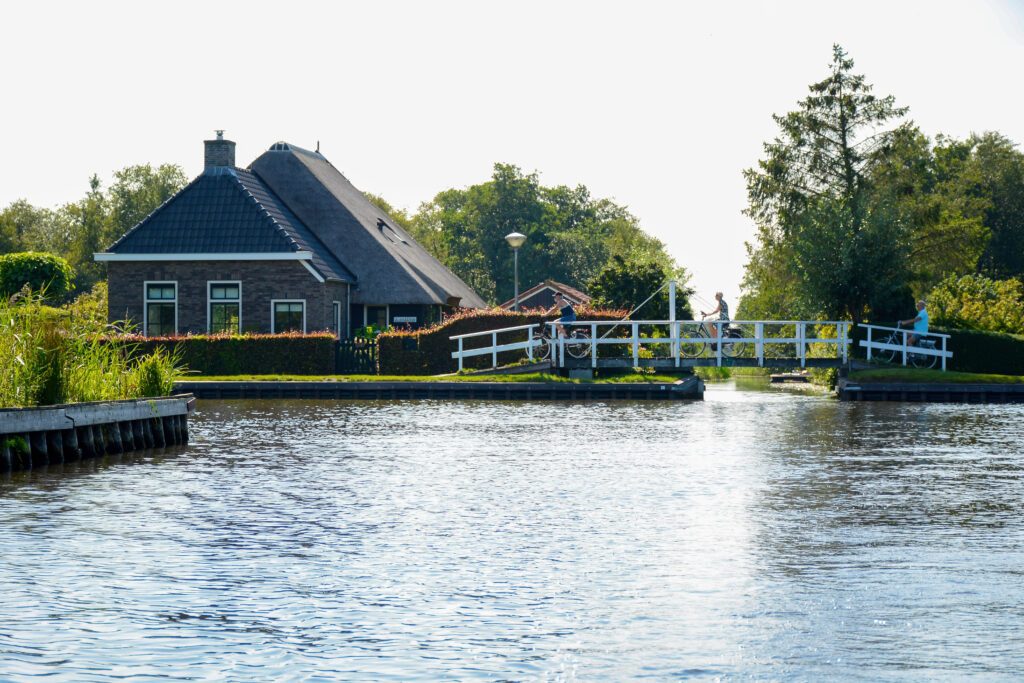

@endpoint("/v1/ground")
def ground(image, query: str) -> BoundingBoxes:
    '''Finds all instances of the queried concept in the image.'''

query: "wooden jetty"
[837,378,1024,403]
[0,394,194,472]
[174,377,703,402]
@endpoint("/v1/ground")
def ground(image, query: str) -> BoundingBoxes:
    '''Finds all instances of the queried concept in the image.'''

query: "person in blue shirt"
[548,292,576,338]
[899,300,929,345]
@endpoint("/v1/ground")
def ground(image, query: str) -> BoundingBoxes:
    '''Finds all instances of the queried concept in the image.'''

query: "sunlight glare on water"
[1,382,1023,680]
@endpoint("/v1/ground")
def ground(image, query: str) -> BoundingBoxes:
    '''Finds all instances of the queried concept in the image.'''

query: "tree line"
[741,45,1024,333]
[0,165,188,291]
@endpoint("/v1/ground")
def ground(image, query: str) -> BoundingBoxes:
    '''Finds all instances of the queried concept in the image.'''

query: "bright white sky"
[3,0,1023,311]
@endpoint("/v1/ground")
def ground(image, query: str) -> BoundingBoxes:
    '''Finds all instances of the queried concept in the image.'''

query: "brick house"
[96,133,486,337]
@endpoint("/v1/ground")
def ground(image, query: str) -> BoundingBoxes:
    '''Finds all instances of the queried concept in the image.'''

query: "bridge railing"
[859,324,953,371]
[451,320,852,370]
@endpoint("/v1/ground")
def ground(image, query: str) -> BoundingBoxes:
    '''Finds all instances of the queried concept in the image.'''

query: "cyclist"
[548,292,576,338]
[899,300,929,346]
[700,291,729,342]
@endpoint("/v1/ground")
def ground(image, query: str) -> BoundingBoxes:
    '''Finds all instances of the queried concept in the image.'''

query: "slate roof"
[250,144,487,308]
[105,166,354,283]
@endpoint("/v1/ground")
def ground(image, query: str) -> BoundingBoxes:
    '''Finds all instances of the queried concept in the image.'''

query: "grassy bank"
[850,368,1024,384]
[182,372,686,384]
[0,291,181,407]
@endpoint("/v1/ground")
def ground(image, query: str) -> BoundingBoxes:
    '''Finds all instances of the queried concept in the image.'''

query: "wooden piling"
[77,426,95,458]
[151,418,166,448]
[106,421,123,455]
[119,422,135,451]
[132,420,145,449]
[29,432,48,468]
[161,416,175,446]
[91,425,106,456]
[45,431,64,465]
[63,428,80,461]
[1,439,11,473]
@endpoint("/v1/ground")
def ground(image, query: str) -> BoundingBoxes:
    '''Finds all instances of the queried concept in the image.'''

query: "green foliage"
[0,292,182,407]
[0,164,188,288]
[378,306,628,375]
[123,333,337,376]
[0,252,75,301]
[391,163,682,305]
[928,274,1024,334]
[587,255,694,320]
[742,45,911,321]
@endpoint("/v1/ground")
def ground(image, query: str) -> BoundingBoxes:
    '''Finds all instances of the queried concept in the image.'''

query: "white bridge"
[451,320,857,371]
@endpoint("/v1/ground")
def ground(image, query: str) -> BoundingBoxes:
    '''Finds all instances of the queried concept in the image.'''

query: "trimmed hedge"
[117,332,337,376]
[0,252,75,301]
[852,323,1024,375]
[378,306,629,375]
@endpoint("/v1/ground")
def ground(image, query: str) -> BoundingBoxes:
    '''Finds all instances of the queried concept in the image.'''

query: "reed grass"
[0,290,183,407]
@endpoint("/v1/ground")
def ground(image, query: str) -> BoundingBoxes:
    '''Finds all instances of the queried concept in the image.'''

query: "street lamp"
[505,232,527,311]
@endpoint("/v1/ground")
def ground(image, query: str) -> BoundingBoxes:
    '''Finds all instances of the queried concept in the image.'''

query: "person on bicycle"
[700,291,729,342]
[899,300,929,346]
[548,292,576,338]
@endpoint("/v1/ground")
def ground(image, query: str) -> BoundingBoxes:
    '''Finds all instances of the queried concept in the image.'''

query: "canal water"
[1,382,1023,681]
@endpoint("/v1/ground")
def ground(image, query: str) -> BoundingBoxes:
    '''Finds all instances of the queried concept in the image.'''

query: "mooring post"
[46,431,64,465]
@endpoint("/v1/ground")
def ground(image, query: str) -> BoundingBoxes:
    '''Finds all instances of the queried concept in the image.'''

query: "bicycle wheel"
[722,339,746,358]
[531,332,551,361]
[877,333,898,364]
[566,331,592,359]
[911,349,937,369]
[679,339,707,357]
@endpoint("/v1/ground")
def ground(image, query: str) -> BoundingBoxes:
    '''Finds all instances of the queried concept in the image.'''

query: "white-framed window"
[333,301,342,339]
[271,299,306,333]
[143,281,177,337]
[364,304,388,330]
[208,281,242,334]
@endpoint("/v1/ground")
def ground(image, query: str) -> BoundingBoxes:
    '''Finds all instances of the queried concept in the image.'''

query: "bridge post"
[756,322,764,367]
[458,337,464,372]
[941,335,947,371]
[716,322,723,367]
[492,331,498,368]
[798,322,806,368]
[527,325,533,360]
[901,329,908,366]
[673,321,680,368]
[841,323,849,364]
[668,280,678,360]
[632,322,639,366]
[866,326,873,362]
[591,322,597,369]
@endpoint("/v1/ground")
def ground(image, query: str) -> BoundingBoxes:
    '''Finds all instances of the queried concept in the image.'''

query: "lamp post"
[505,232,527,311]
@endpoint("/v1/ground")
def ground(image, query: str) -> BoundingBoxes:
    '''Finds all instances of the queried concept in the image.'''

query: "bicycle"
[531,324,592,361]
[877,323,937,369]
[679,319,746,358]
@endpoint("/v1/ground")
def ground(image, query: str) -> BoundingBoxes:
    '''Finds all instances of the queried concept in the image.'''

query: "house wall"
[107,260,348,335]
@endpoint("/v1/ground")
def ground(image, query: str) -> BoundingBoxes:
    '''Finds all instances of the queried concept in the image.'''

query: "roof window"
[377,219,407,245]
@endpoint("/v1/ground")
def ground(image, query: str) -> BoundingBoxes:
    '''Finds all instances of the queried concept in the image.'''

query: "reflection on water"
[1,382,1023,680]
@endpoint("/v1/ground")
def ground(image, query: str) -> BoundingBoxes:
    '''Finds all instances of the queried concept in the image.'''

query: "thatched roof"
[250,144,486,308]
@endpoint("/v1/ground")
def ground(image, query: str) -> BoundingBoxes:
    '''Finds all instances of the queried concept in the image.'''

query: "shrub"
[118,332,337,375]
[378,305,629,375]
[928,273,1024,335]
[0,252,75,301]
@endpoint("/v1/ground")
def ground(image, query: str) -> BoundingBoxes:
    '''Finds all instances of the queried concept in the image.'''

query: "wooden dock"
[174,377,703,401]
[0,394,194,472]
[837,379,1024,403]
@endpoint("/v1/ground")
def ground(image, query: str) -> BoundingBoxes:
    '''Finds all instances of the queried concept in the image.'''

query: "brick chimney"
[204,130,235,169]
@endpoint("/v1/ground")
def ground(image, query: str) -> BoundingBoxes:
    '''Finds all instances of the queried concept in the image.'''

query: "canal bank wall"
[174,377,703,401]
[837,378,1024,403]
[0,394,194,472]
